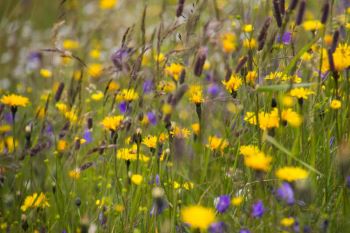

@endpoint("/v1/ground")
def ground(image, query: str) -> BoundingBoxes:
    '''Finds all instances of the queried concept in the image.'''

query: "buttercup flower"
[181,205,216,230]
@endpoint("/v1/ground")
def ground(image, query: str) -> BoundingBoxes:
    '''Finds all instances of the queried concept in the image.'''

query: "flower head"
[21,192,50,212]
[181,205,216,230]
[101,115,124,131]
[330,99,341,109]
[289,88,314,100]
[1,94,29,107]
[251,200,265,218]
[214,195,231,213]
[244,152,272,172]
[276,182,295,205]
[188,85,204,104]
[131,174,143,185]
[276,166,308,182]
[165,63,184,81]
[222,74,242,93]
[206,136,229,151]
[142,135,158,149]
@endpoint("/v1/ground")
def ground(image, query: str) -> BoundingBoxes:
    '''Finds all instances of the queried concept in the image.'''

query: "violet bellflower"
[251,200,265,218]
[276,182,295,205]
[215,195,231,213]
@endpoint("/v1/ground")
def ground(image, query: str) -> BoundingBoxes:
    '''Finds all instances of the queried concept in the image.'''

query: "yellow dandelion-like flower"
[330,99,341,109]
[322,44,350,72]
[181,205,216,230]
[243,24,253,32]
[222,74,242,93]
[101,115,124,131]
[142,135,158,149]
[290,88,314,100]
[246,71,258,85]
[116,89,139,102]
[91,91,104,101]
[165,63,184,81]
[239,145,260,157]
[244,152,272,172]
[302,20,323,31]
[281,217,295,227]
[281,108,303,127]
[63,39,80,50]
[221,32,236,53]
[87,63,103,78]
[231,196,243,206]
[170,126,191,139]
[276,166,308,182]
[21,192,50,212]
[40,69,52,78]
[68,168,81,180]
[206,136,229,151]
[191,123,200,135]
[188,85,204,104]
[0,94,29,107]
[243,38,257,49]
[131,174,143,185]
[157,81,176,93]
[99,0,117,9]
[57,139,68,152]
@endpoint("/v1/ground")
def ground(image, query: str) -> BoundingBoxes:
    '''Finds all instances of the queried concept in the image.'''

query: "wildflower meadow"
[1,0,350,232]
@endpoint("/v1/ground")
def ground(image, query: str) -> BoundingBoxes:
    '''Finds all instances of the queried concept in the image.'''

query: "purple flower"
[239,229,250,233]
[251,200,265,218]
[27,51,42,70]
[346,176,350,188]
[83,129,93,143]
[282,31,292,45]
[143,80,154,93]
[276,182,295,205]
[147,111,157,125]
[111,47,132,71]
[119,101,127,113]
[4,112,14,124]
[208,222,227,233]
[155,174,160,186]
[207,84,220,97]
[215,195,230,213]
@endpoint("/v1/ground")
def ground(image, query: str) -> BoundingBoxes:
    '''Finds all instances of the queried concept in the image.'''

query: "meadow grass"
[1,0,350,232]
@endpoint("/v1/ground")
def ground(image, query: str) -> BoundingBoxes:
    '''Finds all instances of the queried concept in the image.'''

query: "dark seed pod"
[331,30,339,53]
[271,98,277,108]
[179,69,186,84]
[87,117,93,129]
[327,49,335,72]
[258,17,272,51]
[295,0,306,26]
[225,68,232,81]
[287,0,299,12]
[273,0,283,27]
[75,197,81,207]
[321,2,330,24]
[280,0,285,15]
[54,82,65,102]
[176,0,185,17]
[194,47,208,77]
[235,56,248,73]
[171,84,188,106]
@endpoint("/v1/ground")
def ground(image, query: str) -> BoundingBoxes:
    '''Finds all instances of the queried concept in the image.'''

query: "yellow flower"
[63,39,79,50]
[231,196,243,206]
[57,139,68,152]
[165,63,184,81]
[131,174,143,185]
[206,136,229,151]
[322,44,350,72]
[115,89,139,102]
[221,32,236,53]
[40,69,52,78]
[239,145,260,157]
[173,181,181,189]
[117,147,150,162]
[154,53,165,63]
[302,20,323,31]
[181,205,216,230]
[69,168,81,180]
[91,91,104,101]
[245,109,280,130]
[101,115,124,131]
[115,204,125,212]
[0,124,11,133]
[222,74,242,93]
[324,34,333,46]
[246,71,258,85]
[243,24,253,32]
[99,0,117,9]
[281,108,303,127]
[89,49,101,59]
[0,94,29,107]
[265,72,285,80]
[243,39,257,49]
[191,123,200,135]
[157,81,176,93]
[108,81,120,92]
[21,192,50,212]
[0,137,17,153]
[244,152,272,172]
[162,103,173,115]
[276,166,308,182]
[289,88,314,100]
[281,217,295,227]
[56,102,68,113]
[282,95,294,107]
[330,99,341,109]
[301,52,312,61]
[87,63,103,78]
[183,182,194,190]
[170,125,190,139]
[142,135,158,149]
[188,85,204,104]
